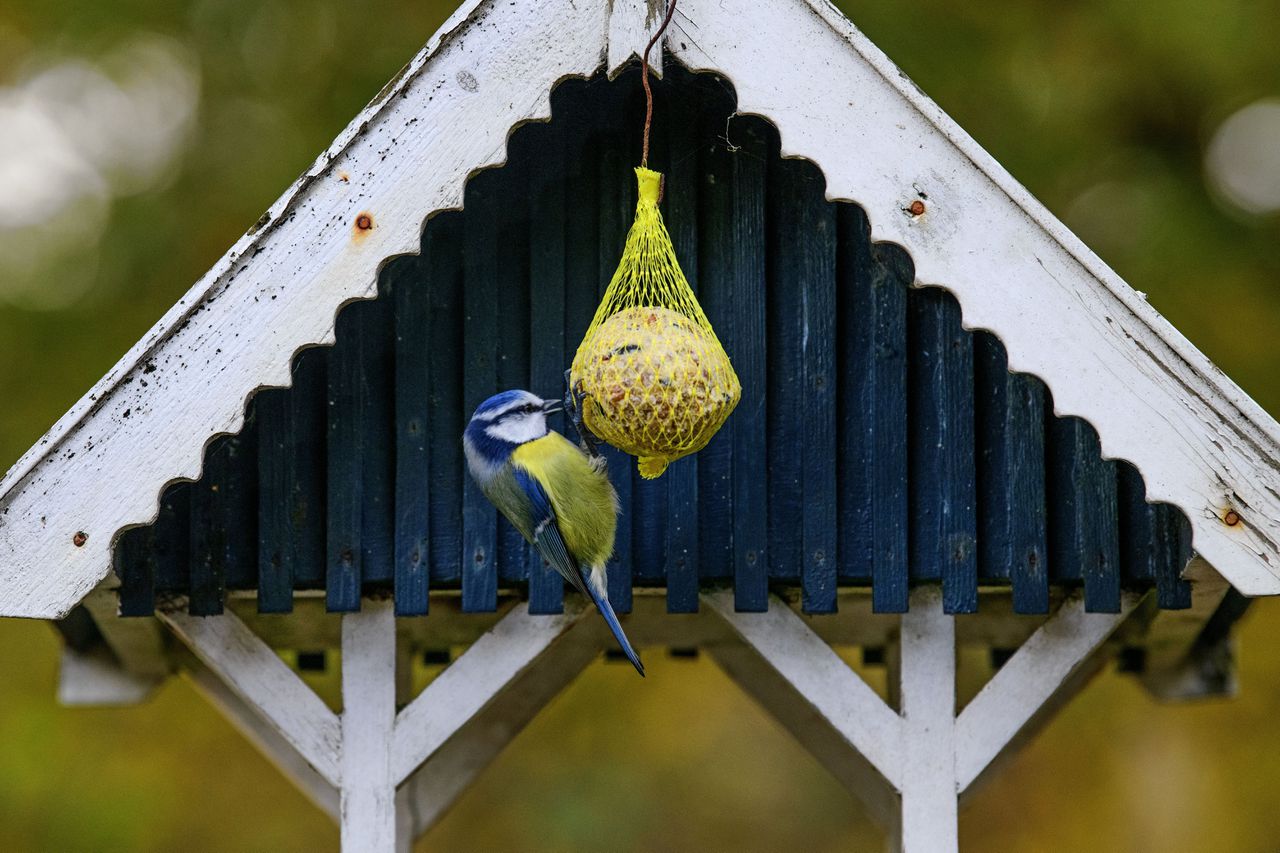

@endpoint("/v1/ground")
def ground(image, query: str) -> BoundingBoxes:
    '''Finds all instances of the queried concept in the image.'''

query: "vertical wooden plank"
[497,141,532,589]
[189,439,227,616]
[695,83,736,592]
[1155,505,1193,609]
[425,214,464,586]
[974,334,1048,614]
[152,483,191,596]
[597,120,634,614]
[765,155,838,613]
[327,304,364,613]
[257,387,295,613]
[801,172,838,616]
[1116,462,1155,584]
[908,288,977,614]
[359,295,396,591]
[766,159,804,589]
[219,406,261,594]
[841,238,912,612]
[462,173,500,613]
[729,117,769,610]
[1046,417,1121,612]
[660,70,700,613]
[527,119,567,615]
[393,257,431,616]
[115,526,155,617]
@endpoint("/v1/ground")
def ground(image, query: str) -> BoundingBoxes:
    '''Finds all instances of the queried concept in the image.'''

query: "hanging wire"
[640,0,679,168]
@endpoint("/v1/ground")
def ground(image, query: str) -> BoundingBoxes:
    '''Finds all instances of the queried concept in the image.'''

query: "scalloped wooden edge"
[1,0,1277,619]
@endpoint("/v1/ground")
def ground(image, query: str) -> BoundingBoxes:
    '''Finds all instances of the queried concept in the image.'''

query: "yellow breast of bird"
[511,432,618,569]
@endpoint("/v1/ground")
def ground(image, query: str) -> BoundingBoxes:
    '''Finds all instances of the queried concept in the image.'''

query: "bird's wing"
[510,467,593,601]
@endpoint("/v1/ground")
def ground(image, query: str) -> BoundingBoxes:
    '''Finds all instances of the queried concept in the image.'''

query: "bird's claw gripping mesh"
[570,167,741,479]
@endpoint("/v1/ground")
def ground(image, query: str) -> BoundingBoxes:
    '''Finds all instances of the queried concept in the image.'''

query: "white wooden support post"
[895,586,957,853]
[340,599,398,852]
[707,587,1138,853]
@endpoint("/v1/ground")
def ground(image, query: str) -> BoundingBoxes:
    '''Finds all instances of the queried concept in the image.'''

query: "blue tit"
[462,389,644,676]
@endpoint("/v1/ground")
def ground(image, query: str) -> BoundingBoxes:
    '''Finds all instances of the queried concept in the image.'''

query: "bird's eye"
[522,403,539,413]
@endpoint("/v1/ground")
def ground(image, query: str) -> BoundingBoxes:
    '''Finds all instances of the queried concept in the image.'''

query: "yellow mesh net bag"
[570,167,741,479]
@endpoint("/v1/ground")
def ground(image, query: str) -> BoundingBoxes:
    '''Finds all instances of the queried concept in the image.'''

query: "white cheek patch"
[486,413,546,444]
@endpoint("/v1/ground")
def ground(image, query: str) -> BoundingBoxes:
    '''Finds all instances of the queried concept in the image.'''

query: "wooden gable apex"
[1,0,1278,620]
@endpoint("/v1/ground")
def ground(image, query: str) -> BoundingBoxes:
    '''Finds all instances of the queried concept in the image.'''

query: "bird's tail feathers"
[581,565,645,677]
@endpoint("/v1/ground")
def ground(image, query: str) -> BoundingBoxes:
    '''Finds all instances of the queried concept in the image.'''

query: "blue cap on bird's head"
[464,390,563,469]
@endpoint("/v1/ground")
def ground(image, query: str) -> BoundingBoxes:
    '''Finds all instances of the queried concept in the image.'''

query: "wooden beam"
[81,587,171,680]
[158,606,341,786]
[182,658,339,821]
[706,642,900,837]
[895,586,957,853]
[57,645,157,706]
[1140,558,1232,699]
[391,602,590,784]
[953,591,1136,795]
[340,600,398,852]
[402,614,602,838]
[702,590,902,790]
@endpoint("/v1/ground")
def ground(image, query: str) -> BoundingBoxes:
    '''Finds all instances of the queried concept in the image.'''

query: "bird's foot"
[564,369,604,461]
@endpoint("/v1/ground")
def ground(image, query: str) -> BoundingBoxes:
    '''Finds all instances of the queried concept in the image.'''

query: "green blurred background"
[2,1,1279,850]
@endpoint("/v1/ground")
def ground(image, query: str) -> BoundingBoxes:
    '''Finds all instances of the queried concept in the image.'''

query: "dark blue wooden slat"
[1046,417,1121,612]
[660,74,700,614]
[1155,503,1193,608]
[188,438,228,616]
[257,387,295,612]
[116,526,155,616]
[152,483,191,595]
[495,155,532,587]
[974,334,1048,614]
[802,173,838,615]
[425,215,465,585]
[597,129,633,614]
[837,214,912,599]
[728,119,769,611]
[526,119,567,615]
[765,160,806,588]
[908,288,977,614]
[327,305,364,612]
[695,96,736,591]
[392,257,431,616]
[359,296,396,590]
[1117,462,1156,584]
[219,408,261,593]
[462,173,501,612]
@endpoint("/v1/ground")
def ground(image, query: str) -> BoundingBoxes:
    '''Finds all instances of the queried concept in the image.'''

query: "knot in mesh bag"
[570,167,741,479]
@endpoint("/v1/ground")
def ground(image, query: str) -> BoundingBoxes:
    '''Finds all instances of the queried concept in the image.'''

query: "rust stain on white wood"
[1,0,1278,618]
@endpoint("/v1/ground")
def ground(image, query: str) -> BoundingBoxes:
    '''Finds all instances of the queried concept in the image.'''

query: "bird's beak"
[541,399,563,415]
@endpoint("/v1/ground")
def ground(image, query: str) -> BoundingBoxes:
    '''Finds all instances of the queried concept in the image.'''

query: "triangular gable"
[1,0,1277,619]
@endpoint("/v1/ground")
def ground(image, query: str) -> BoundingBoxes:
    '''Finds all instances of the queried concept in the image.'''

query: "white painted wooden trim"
[703,589,903,790]
[895,587,958,853]
[391,602,590,784]
[666,0,1280,593]
[183,661,340,821]
[159,608,342,786]
[401,611,601,838]
[953,592,1136,793]
[3,0,1273,617]
[0,0,614,619]
[606,0,666,78]
[340,600,398,852]
[57,645,157,706]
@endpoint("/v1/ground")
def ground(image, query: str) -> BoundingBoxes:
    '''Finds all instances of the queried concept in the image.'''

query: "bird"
[462,389,644,676]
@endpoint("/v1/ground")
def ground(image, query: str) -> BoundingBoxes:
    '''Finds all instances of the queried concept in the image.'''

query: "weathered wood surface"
[4,0,1277,622]
[668,0,1280,595]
